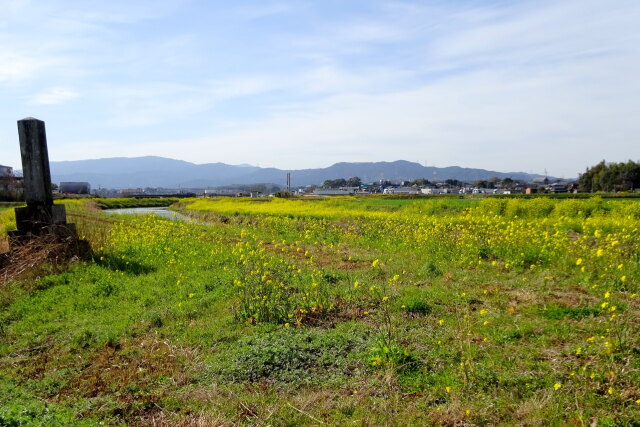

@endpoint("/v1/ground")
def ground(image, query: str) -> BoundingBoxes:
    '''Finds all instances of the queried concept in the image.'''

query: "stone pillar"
[9,118,73,242]
[18,118,53,207]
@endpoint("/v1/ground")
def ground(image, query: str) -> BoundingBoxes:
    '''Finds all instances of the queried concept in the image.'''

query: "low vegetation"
[95,197,179,209]
[1,196,639,425]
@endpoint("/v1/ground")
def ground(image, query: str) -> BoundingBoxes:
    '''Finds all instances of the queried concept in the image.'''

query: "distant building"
[120,188,144,196]
[546,183,567,193]
[0,165,13,177]
[0,165,22,200]
[421,187,450,195]
[531,177,549,185]
[472,188,493,194]
[383,187,419,194]
[60,181,91,194]
[313,188,353,196]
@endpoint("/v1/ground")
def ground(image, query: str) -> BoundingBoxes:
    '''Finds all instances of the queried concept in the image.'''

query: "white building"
[384,187,420,194]
[0,165,13,177]
[421,187,450,195]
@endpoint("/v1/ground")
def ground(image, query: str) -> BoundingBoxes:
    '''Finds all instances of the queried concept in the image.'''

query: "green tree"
[578,160,640,192]
[346,176,362,187]
[323,178,347,188]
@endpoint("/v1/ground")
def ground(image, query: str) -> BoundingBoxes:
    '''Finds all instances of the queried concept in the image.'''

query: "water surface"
[104,207,190,221]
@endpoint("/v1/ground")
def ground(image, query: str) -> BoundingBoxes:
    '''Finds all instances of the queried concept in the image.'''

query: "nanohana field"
[1,196,639,425]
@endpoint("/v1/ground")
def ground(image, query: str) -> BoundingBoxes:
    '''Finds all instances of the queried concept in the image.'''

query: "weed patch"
[213,326,369,385]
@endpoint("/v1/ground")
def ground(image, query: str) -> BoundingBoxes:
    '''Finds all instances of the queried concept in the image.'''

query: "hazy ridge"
[48,156,545,189]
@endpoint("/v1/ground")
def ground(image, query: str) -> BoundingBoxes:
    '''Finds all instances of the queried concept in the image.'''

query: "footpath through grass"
[0,197,639,425]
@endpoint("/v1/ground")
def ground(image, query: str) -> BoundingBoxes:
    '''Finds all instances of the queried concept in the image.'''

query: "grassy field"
[1,196,639,425]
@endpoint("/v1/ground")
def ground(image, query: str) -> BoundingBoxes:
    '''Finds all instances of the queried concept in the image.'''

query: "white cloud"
[432,0,640,66]
[0,51,47,84]
[1,0,639,178]
[28,87,79,105]
[121,46,638,177]
[234,3,292,20]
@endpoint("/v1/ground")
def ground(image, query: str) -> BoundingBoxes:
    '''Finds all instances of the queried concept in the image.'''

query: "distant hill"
[45,156,545,189]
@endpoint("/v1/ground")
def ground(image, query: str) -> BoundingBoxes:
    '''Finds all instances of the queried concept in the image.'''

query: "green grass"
[0,196,639,425]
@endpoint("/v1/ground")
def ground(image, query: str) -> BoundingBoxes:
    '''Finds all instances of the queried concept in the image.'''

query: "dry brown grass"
[135,412,231,427]
[0,237,8,253]
[0,233,91,286]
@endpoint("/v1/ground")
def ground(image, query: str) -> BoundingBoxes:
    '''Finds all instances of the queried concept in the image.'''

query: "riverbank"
[1,197,639,425]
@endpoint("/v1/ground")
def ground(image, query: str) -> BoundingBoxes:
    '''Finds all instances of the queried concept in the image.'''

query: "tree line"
[578,160,640,192]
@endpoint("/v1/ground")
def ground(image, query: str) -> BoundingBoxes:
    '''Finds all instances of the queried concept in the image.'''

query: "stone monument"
[8,117,76,246]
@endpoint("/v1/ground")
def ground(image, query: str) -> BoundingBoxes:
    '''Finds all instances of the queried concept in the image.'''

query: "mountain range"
[46,156,545,189]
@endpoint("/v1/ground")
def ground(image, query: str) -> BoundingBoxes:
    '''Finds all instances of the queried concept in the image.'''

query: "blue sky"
[1,0,638,177]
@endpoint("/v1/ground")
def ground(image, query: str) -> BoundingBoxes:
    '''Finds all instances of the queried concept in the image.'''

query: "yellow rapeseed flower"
[553,383,562,390]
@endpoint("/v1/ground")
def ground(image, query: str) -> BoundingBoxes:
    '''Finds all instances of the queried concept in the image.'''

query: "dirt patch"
[547,286,599,307]
[133,411,230,426]
[59,337,187,401]
[263,242,374,271]
[1,338,56,380]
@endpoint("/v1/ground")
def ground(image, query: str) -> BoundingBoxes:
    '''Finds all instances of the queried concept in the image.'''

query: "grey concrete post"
[18,117,53,207]
[10,117,72,241]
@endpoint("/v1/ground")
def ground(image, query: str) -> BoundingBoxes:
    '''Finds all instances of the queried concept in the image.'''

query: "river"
[104,207,192,221]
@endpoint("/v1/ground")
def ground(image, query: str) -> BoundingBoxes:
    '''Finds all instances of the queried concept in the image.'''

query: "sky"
[1,0,639,178]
